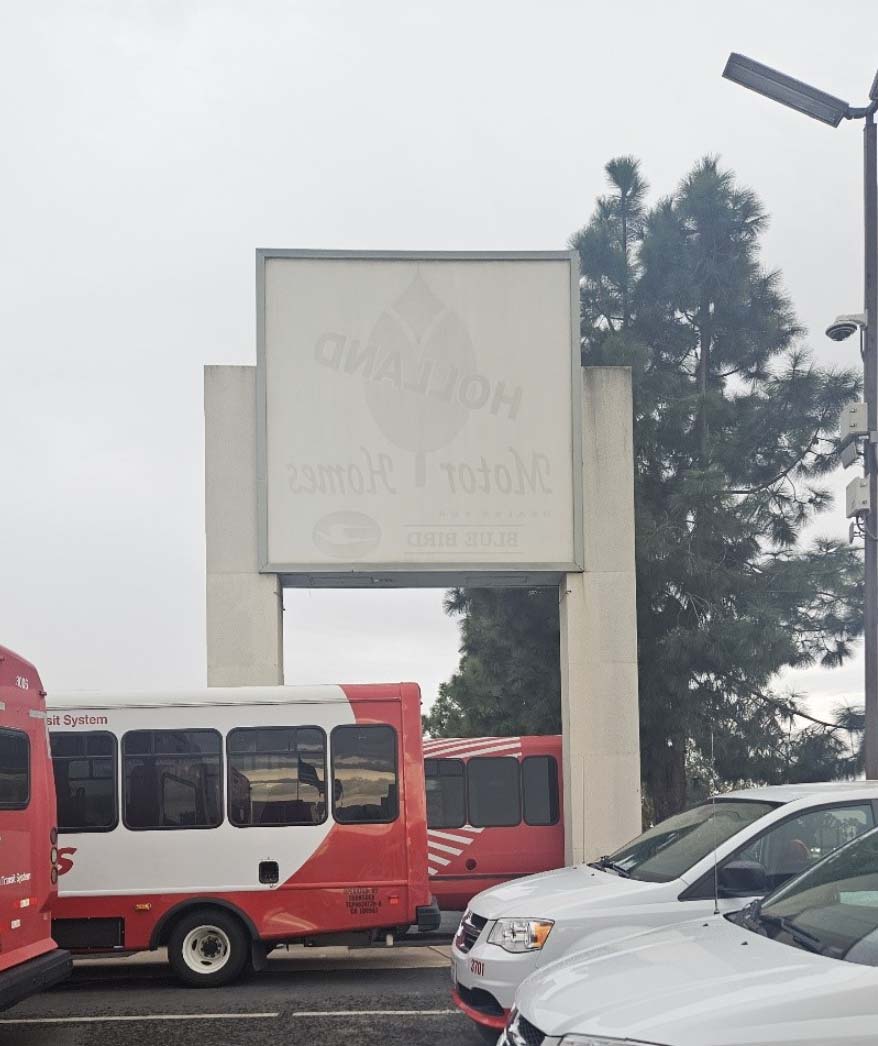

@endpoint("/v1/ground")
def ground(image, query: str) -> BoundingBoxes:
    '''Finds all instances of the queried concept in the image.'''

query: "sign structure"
[256,250,583,584]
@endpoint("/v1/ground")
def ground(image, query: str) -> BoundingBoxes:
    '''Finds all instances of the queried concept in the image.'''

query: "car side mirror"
[717,859,768,898]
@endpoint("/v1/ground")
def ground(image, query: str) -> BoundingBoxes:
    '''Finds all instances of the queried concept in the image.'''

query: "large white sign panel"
[257,251,582,581]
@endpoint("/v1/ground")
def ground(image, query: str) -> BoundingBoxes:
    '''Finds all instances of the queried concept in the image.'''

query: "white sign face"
[257,251,582,580]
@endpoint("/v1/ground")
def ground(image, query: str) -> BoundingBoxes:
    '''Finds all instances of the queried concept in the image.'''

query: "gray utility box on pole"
[839,402,869,444]
[847,476,871,518]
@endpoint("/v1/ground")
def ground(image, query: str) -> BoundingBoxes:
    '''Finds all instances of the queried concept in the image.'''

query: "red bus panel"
[0,646,71,1009]
[424,735,564,910]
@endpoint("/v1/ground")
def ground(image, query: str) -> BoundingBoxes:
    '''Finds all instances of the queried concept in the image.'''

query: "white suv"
[451,781,878,1039]
[501,824,878,1046]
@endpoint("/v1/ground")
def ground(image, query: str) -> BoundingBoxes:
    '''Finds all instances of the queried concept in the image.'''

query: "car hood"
[469,863,656,920]
[517,915,877,1046]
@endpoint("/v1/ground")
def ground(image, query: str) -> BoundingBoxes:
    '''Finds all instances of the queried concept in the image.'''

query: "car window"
[607,799,777,882]
[733,803,875,892]
[757,827,878,966]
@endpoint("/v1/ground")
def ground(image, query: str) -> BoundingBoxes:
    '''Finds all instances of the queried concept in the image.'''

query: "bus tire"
[167,908,251,988]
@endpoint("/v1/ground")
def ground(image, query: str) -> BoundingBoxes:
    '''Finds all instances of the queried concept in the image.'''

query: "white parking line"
[291,1009,461,1017]
[0,1013,279,1025]
[0,1009,462,1025]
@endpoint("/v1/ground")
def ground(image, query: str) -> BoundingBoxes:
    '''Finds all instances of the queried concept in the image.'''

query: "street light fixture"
[723,53,851,127]
[724,54,878,778]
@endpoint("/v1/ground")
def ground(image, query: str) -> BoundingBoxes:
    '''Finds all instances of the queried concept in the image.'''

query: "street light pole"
[863,109,878,776]
[723,54,878,778]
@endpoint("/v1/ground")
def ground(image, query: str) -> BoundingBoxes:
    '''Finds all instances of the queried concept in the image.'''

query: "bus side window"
[50,732,117,832]
[122,730,222,830]
[522,755,560,826]
[331,725,398,824]
[467,757,520,827]
[227,726,327,827]
[425,758,465,829]
[0,729,29,809]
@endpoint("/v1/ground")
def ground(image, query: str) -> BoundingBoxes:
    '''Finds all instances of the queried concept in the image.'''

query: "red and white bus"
[47,683,439,986]
[424,735,564,911]
[0,645,71,1009]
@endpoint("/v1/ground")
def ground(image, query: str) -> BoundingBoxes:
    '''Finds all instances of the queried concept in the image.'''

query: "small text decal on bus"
[46,714,109,728]
[0,872,32,887]
[345,887,379,916]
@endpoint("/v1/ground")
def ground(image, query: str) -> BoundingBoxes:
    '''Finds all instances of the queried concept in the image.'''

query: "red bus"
[0,646,71,1009]
[47,683,439,986]
[424,735,564,910]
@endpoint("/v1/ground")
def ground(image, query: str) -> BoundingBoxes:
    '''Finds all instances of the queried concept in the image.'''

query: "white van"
[502,822,878,1046]
[451,781,878,1038]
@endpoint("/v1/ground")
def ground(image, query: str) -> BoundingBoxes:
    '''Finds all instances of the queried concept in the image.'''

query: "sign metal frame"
[255,248,584,586]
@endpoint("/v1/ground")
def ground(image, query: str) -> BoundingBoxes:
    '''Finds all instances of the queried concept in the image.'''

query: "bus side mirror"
[718,860,768,898]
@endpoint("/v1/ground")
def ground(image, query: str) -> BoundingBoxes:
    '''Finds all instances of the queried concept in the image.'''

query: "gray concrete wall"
[205,365,284,686]
[560,367,641,865]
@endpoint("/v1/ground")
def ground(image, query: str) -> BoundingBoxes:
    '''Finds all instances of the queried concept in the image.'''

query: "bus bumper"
[416,898,442,933]
[0,947,73,1011]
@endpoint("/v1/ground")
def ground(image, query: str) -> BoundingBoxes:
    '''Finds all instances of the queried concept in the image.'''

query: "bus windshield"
[757,826,878,965]
[601,799,778,883]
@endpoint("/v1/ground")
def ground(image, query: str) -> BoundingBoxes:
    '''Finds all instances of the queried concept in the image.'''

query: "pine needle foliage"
[424,157,863,818]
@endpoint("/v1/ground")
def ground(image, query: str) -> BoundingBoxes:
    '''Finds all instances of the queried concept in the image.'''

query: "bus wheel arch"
[151,898,258,950]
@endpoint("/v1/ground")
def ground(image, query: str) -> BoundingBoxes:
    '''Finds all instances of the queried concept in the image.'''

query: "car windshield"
[756,826,878,965]
[602,799,778,882]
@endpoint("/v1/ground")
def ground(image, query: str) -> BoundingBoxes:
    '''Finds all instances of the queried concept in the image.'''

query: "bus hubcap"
[182,925,231,974]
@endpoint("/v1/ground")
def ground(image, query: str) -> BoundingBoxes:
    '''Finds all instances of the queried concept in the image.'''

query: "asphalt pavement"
[0,937,496,1046]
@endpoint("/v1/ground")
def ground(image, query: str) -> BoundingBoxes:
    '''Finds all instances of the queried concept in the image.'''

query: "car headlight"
[488,918,554,953]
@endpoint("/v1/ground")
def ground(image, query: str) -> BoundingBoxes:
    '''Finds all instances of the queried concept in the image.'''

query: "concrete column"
[560,367,641,865]
[205,365,284,686]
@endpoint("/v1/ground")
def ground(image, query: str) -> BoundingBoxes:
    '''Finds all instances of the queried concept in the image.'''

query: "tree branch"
[726,409,830,496]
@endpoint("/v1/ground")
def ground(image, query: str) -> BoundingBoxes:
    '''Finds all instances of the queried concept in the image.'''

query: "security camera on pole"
[723,55,878,778]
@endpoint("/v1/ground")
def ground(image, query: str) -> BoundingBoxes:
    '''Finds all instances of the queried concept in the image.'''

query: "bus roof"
[0,644,40,681]
[46,684,407,711]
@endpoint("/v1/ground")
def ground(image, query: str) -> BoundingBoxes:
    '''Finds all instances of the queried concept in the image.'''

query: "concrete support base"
[560,368,641,865]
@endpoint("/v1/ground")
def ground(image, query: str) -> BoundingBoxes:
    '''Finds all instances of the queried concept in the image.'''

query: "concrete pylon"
[204,366,283,686]
[560,367,641,865]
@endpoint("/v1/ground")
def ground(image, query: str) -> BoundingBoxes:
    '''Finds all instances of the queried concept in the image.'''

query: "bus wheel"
[167,909,250,987]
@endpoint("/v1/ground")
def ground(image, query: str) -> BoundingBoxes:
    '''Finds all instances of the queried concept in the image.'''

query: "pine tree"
[426,156,864,819]
[424,588,560,737]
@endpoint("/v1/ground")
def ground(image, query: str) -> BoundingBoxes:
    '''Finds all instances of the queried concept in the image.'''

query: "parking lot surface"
[0,944,493,1046]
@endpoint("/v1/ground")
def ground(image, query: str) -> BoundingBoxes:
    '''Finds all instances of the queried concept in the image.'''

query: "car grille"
[456,911,487,954]
[506,1012,547,1046]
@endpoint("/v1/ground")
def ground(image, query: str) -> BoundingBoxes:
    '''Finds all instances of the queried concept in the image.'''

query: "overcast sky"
[2,0,877,722]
